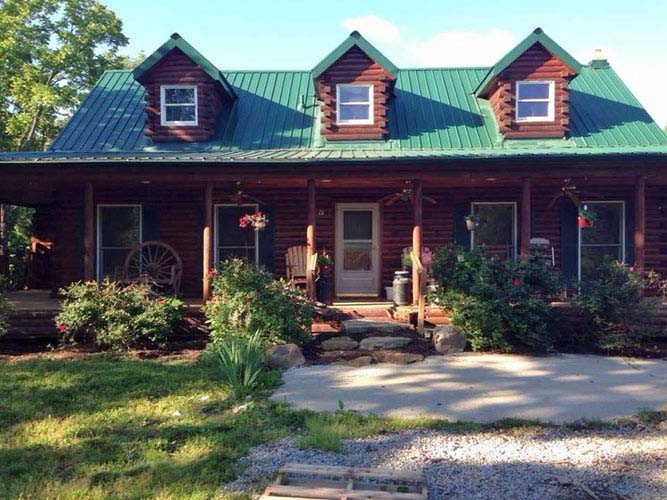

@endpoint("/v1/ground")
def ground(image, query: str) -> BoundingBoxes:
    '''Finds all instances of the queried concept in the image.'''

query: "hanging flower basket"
[578,206,597,229]
[578,216,593,229]
[239,211,268,231]
[464,214,480,231]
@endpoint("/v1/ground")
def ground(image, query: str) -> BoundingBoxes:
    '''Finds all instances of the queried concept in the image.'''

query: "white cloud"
[342,15,402,45]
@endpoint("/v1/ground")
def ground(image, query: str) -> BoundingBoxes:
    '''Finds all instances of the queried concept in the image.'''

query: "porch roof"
[1,60,666,165]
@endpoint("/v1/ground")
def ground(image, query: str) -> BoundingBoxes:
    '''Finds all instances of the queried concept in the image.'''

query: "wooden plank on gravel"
[260,463,427,500]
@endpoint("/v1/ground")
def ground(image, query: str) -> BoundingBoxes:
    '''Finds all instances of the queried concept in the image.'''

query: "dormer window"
[160,85,198,126]
[336,84,373,125]
[516,81,554,122]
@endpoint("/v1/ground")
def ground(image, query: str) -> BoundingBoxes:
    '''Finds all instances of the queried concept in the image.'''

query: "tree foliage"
[0,0,130,152]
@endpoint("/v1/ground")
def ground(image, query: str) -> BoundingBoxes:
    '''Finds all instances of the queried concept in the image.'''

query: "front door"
[335,203,380,296]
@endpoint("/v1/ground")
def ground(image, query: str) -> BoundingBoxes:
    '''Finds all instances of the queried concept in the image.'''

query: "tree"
[0,0,129,152]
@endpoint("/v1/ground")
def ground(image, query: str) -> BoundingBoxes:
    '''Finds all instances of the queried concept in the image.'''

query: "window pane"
[519,83,550,100]
[343,242,372,271]
[343,211,373,240]
[100,248,132,278]
[100,206,140,248]
[473,204,515,259]
[218,206,257,261]
[517,101,549,118]
[339,104,370,121]
[581,203,623,245]
[338,86,370,103]
[164,87,195,104]
[581,245,623,280]
[165,105,196,123]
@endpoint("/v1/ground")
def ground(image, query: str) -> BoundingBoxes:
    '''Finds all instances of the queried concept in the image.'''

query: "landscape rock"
[265,344,305,369]
[433,325,467,354]
[342,319,405,335]
[321,336,359,351]
[359,336,412,350]
[341,356,373,367]
[374,352,424,364]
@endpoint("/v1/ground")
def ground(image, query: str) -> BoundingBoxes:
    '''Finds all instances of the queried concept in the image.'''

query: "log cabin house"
[1,28,666,304]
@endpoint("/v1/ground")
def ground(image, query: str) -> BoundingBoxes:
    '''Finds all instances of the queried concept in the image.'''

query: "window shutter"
[453,202,471,250]
[625,199,634,265]
[560,200,578,281]
[258,205,275,274]
[142,206,160,242]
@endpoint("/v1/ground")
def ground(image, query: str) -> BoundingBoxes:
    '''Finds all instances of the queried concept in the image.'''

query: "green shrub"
[56,279,184,350]
[431,246,561,353]
[0,293,9,337]
[576,259,658,350]
[204,258,314,346]
[213,330,265,399]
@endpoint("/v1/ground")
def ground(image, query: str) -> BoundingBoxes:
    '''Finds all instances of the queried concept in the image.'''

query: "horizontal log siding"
[487,43,575,139]
[32,181,662,298]
[138,48,226,142]
[316,46,394,141]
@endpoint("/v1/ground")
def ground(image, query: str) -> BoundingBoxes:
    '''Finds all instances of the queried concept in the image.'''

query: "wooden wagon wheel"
[123,241,183,296]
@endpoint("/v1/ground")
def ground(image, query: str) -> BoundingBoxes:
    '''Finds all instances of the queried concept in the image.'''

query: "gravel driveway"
[225,425,667,499]
[272,353,667,423]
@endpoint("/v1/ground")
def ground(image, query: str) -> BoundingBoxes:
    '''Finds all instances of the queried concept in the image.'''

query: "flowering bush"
[430,246,561,353]
[239,211,268,231]
[0,294,9,337]
[576,259,658,350]
[204,258,314,346]
[55,279,184,351]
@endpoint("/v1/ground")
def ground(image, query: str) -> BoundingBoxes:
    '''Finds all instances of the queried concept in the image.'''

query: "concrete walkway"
[272,353,667,423]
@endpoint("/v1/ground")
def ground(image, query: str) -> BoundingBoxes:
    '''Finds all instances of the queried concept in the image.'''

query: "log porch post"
[412,179,423,304]
[202,183,213,303]
[84,182,94,281]
[520,177,531,263]
[306,178,316,300]
[634,175,646,276]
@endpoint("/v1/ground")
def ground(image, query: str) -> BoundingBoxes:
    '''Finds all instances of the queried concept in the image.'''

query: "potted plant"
[464,214,480,231]
[239,211,268,231]
[401,249,413,271]
[578,206,596,229]
[316,250,334,304]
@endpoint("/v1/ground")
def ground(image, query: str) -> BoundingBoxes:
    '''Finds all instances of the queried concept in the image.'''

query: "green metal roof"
[475,27,583,96]
[1,28,665,165]
[132,33,236,100]
[312,31,399,79]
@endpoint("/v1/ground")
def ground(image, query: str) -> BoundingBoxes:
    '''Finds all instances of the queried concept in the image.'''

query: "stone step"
[342,318,410,335]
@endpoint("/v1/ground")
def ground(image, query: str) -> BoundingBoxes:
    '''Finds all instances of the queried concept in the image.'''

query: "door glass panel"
[343,211,373,240]
[98,206,141,279]
[217,206,257,263]
[343,242,372,271]
[579,202,624,281]
[472,203,515,260]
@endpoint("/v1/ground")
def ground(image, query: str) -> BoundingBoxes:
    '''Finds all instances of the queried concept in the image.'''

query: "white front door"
[335,203,380,296]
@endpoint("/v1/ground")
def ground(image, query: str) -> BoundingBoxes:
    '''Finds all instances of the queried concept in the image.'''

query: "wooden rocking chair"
[285,246,317,288]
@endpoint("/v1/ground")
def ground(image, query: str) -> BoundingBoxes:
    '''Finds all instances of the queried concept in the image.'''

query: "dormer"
[132,33,236,142]
[312,31,398,141]
[476,28,581,139]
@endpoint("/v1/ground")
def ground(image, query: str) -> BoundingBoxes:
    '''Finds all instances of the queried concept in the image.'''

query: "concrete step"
[342,318,411,335]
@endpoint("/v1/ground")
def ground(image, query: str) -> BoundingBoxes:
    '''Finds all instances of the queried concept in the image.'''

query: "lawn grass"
[2,353,663,498]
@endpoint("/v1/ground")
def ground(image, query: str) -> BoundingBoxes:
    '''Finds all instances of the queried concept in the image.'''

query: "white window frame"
[336,84,374,125]
[577,200,625,281]
[160,84,198,126]
[214,204,260,267]
[96,204,143,282]
[515,80,555,122]
[470,201,518,261]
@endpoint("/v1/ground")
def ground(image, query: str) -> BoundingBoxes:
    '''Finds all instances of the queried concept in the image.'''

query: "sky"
[105,0,667,127]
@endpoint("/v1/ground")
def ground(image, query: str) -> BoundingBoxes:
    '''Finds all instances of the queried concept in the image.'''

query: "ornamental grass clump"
[56,278,184,350]
[430,246,561,353]
[204,258,314,346]
[213,330,265,399]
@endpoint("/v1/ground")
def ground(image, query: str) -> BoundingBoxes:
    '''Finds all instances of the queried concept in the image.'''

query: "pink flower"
[513,278,521,287]
[254,290,260,296]
[157,298,165,305]
[244,296,252,303]
[629,265,635,272]
[57,323,67,333]
[208,269,216,277]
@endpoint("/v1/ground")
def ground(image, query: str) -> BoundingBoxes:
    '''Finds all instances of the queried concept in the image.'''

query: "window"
[160,85,198,126]
[215,205,259,265]
[516,81,554,122]
[579,201,625,281]
[336,84,373,125]
[470,202,517,260]
[97,205,142,280]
